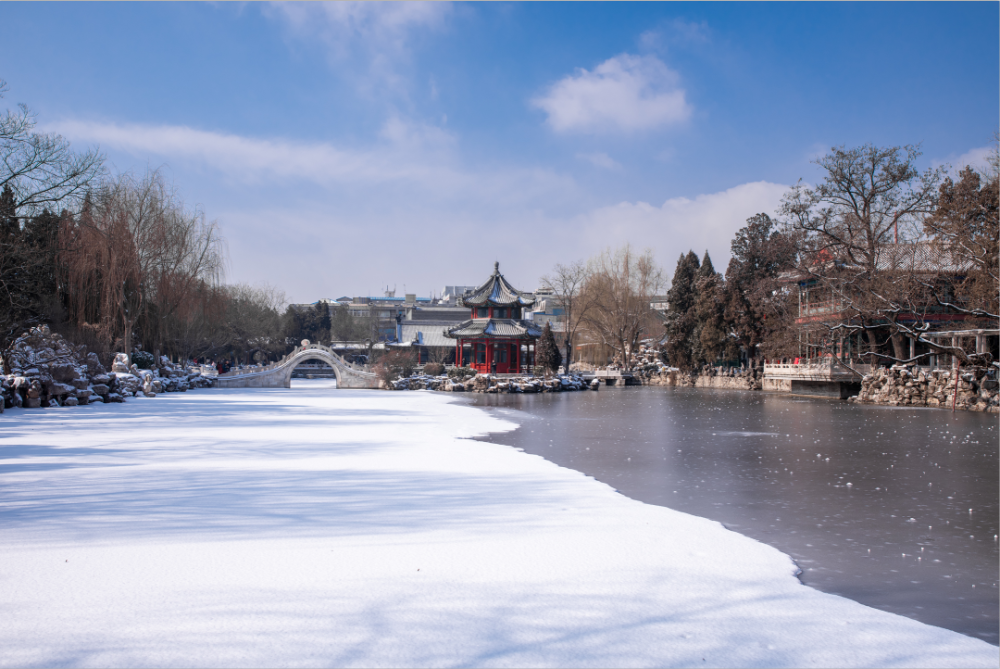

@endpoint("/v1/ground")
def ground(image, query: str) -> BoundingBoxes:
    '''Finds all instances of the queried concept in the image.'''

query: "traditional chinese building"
[444,262,542,374]
[781,242,986,362]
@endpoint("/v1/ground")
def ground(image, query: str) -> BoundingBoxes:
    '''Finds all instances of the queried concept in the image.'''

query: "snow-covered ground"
[0,382,996,668]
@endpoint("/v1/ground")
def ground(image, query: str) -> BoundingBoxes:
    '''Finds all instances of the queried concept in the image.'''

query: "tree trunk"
[891,333,908,361]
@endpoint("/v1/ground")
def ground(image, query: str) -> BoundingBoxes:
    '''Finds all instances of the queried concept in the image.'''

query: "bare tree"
[578,246,663,371]
[161,281,230,363]
[223,283,287,364]
[541,259,589,372]
[780,144,949,363]
[0,80,104,218]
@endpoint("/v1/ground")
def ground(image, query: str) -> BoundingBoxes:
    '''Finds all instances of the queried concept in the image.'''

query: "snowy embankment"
[0,382,995,668]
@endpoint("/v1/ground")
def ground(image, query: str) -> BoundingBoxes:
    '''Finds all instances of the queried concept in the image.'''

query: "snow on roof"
[459,262,536,308]
[444,318,542,340]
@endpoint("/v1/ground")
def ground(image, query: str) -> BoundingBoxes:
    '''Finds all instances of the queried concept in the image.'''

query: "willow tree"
[578,246,663,371]
[61,170,224,361]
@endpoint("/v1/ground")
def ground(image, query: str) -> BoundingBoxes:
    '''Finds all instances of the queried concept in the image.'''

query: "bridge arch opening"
[284,352,344,388]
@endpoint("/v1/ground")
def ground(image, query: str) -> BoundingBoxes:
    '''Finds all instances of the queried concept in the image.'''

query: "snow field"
[0,383,996,667]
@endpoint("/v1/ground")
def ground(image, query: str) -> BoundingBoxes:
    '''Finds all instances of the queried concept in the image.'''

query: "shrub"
[132,350,155,369]
[423,362,445,376]
[447,366,476,380]
[374,349,417,383]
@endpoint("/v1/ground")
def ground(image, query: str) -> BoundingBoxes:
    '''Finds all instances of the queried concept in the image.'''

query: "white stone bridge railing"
[215,342,379,389]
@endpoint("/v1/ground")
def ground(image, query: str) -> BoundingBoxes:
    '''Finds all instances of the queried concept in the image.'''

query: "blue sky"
[2,2,996,302]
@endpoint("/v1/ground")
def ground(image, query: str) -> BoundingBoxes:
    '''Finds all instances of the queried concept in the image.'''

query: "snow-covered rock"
[1,326,215,412]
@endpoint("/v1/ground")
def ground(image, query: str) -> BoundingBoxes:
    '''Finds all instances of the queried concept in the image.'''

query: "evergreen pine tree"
[698,250,715,279]
[663,251,700,370]
[691,251,726,367]
[694,272,727,366]
[312,302,332,342]
[330,304,362,342]
[723,213,797,365]
[0,185,17,238]
[536,322,563,375]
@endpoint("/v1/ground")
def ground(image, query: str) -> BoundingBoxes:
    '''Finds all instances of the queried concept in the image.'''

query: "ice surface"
[0,387,995,668]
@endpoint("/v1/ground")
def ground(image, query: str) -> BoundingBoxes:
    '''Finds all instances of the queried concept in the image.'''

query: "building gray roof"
[444,318,542,340]
[459,262,536,308]
[398,323,455,348]
[782,242,975,282]
[406,307,469,323]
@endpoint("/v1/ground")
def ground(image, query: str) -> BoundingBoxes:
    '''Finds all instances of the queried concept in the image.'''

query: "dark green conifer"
[536,322,562,375]
[663,251,701,370]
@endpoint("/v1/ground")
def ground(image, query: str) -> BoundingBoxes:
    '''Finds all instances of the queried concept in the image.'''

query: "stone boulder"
[111,353,131,374]
[50,363,80,383]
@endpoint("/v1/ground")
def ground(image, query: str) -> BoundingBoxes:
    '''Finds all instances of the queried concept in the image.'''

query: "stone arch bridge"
[215,342,379,389]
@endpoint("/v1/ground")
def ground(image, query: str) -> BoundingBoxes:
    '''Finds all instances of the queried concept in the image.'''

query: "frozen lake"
[0,383,995,666]
[470,386,999,644]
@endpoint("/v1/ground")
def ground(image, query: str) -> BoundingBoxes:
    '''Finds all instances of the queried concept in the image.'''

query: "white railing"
[764,360,870,381]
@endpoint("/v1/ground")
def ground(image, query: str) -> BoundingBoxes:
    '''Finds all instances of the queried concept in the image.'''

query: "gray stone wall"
[850,366,999,413]
[642,367,762,391]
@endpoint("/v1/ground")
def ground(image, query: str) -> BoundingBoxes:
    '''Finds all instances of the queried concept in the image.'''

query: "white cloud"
[212,180,791,301]
[264,2,449,88]
[577,181,789,278]
[576,152,622,170]
[531,54,692,134]
[47,118,576,206]
[639,19,711,52]
[945,145,993,175]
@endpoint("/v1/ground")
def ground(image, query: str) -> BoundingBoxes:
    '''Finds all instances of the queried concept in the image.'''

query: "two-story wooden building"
[444,263,542,374]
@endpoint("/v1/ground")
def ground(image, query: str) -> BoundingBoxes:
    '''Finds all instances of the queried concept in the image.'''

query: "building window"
[477,307,489,318]
[495,308,507,319]
[475,343,486,364]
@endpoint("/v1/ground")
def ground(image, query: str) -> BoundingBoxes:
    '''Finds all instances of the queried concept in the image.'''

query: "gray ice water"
[470,386,999,644]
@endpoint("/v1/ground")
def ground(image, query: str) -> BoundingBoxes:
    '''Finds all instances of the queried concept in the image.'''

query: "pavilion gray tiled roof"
[443,318,543,340]
[459,262,536,308]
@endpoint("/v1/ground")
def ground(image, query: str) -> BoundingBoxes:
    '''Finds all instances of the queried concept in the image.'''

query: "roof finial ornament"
[494,261,500,274]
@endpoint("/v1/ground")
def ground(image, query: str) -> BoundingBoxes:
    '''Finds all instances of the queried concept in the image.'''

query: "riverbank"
[850,364,999,413]
[1,326,214,413]
[0,383,995,667]
[634,360,999,413]
[389,372,595,393]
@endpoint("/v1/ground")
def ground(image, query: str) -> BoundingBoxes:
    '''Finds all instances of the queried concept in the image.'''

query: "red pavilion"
[444,262,542,374]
